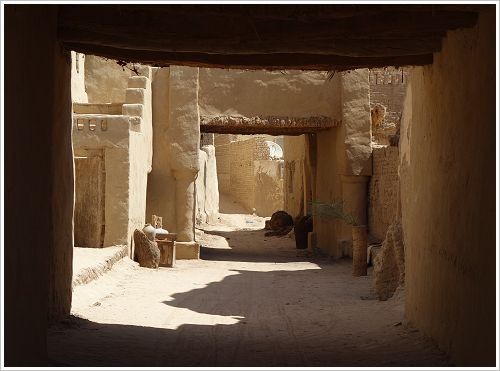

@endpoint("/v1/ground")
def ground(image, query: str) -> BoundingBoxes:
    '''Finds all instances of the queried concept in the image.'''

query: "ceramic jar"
[142,223,156,241]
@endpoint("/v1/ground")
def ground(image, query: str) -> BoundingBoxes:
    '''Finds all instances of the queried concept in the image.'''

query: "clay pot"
[352,225,368,276]
[142,223,156,241]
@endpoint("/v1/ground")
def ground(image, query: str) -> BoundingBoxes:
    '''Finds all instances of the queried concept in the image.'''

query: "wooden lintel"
[200,115,339,135]
[58,6,478,44]
[64,42,434,71]
[60,26,443,57]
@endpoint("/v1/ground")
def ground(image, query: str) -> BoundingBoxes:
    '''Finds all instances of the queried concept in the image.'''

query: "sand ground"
[48,195,450,367]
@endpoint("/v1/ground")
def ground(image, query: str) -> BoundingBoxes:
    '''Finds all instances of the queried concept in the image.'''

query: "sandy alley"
[48,197,449,367]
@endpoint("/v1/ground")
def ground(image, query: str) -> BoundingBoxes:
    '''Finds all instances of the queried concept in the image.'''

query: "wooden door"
[74,151,105,247]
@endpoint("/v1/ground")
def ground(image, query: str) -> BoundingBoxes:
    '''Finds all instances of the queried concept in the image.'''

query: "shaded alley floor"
[48,196,450,367]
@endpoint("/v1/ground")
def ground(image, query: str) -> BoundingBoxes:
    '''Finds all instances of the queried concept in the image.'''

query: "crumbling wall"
[401,8,495,366]
[215,135,283,216]
[369,68,407,145]
[369,68,408,124]
[372,219,405,300]
[368,146,399,242]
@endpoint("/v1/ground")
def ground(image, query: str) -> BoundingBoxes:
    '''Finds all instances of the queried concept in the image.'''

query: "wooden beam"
[200,115,339,136]
[64,42,434,70]
[59,4,485,23]
[202,126,320,136]
[59,6,478,42]
[59,26,443,57]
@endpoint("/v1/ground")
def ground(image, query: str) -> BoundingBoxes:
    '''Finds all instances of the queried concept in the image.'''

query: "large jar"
[142,224,156,241]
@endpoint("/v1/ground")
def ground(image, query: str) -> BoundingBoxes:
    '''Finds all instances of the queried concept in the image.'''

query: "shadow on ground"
[199,228,310,263]
[49,264,450,367]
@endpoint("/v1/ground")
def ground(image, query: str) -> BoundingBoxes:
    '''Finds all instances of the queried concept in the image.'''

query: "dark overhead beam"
[59,6,478,38]
[64,42,434,71]
[60,26,443,57]
[59,4,484,22]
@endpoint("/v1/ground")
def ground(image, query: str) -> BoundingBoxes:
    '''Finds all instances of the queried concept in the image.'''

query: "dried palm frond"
[309,199,358,226]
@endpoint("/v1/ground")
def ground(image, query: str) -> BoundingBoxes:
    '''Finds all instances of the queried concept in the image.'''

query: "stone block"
[125,88,145,104]
[122,103,144,117]
[175,241,200,259]
[128,76,148,89]
[133,229,160,269]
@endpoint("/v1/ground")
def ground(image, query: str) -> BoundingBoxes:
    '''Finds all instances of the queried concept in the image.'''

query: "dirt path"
[48,196,450,367]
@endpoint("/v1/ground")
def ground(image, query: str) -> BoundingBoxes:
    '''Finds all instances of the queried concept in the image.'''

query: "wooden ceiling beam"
[58,7,478,41]
[57,4,482,70]
[59,4,485,22]
[60,27,443,57]
[64,42,434,71]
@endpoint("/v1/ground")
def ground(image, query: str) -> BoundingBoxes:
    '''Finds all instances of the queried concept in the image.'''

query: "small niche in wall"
[77,118,85,131]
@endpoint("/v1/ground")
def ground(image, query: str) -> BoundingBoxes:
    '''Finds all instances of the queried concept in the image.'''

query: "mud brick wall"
[200,133,214,146]
[368,146,399,242]
[215,143,231,194]
[215,135,280,213]
[229,137,258,211]
[369,68,408,125]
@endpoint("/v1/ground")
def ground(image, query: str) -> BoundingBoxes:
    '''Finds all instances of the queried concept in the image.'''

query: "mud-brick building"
[4,4,496,367]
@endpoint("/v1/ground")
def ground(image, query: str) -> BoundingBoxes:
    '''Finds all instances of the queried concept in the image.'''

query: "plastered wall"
[315,127,345,257]
[85,55,133,103]
[195,145,220,224]
[401,8,495,366]
[5,6,73,364]
[72,61,153,259]
[126,71,154,254]
[199,69,338,118]
[254,160,285,217]
[314,70,372,258]
[147,66,201,258]
[283,135,306,218]
[146,68,177,231]
[71,51,88,103]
